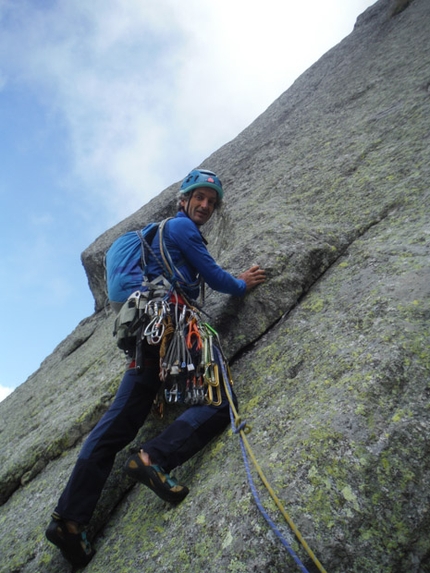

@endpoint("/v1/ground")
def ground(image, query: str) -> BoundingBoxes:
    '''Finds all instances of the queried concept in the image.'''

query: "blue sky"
[0,0,376,402]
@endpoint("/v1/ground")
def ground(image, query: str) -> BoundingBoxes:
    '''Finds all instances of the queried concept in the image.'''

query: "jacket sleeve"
[169,217,247,297]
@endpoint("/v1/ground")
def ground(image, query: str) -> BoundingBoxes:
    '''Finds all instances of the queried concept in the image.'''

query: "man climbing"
[45,169,266,568]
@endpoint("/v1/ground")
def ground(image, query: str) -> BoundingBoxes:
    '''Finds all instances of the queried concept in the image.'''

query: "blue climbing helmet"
[180,169,224,201]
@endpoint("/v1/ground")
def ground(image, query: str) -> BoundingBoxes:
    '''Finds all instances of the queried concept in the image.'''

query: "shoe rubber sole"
[46,519,95,568]
[124,454,189,503]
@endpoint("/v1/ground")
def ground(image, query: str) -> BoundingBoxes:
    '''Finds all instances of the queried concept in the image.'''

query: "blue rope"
[237,433,310,573]
[215,346,311,573]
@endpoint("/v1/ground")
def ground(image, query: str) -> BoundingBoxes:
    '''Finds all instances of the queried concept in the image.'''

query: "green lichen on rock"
[1,0,430,571]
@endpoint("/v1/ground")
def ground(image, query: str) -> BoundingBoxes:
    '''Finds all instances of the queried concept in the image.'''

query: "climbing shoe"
[45,515,95,568]
[124,453,189,503]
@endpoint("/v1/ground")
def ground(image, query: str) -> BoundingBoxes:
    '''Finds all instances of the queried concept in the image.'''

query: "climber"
[45,168,266,568]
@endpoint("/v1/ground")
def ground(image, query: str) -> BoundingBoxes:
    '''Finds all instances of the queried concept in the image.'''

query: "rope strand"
[214,345,328,573]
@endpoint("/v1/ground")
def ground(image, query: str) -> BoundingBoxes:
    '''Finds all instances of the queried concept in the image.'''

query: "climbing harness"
[210,334,328,573]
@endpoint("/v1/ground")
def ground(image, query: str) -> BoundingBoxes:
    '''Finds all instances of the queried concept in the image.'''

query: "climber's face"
[181,187,217,226]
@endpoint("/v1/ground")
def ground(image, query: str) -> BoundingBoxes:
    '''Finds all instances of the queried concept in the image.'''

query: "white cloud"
[0,0,375,222]
[0,385,13,403]
[0,0,376,394]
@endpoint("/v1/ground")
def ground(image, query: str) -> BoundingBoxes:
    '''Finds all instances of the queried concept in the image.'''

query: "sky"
[0,0,376,402]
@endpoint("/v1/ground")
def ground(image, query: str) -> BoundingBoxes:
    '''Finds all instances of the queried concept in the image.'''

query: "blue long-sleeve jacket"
[145,211,246,300]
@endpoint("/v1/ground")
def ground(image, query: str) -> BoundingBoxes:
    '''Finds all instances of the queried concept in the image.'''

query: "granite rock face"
[1,0,429,571]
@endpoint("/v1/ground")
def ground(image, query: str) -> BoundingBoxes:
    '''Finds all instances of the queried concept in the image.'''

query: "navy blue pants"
[54,343,235,525]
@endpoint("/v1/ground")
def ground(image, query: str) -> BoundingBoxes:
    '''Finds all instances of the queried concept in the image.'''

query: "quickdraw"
[137,295,223,408]
[201,323,222,406]
[143,299,170,345]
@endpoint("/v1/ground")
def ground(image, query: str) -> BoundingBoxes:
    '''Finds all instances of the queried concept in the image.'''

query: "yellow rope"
[223,365,328,573]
